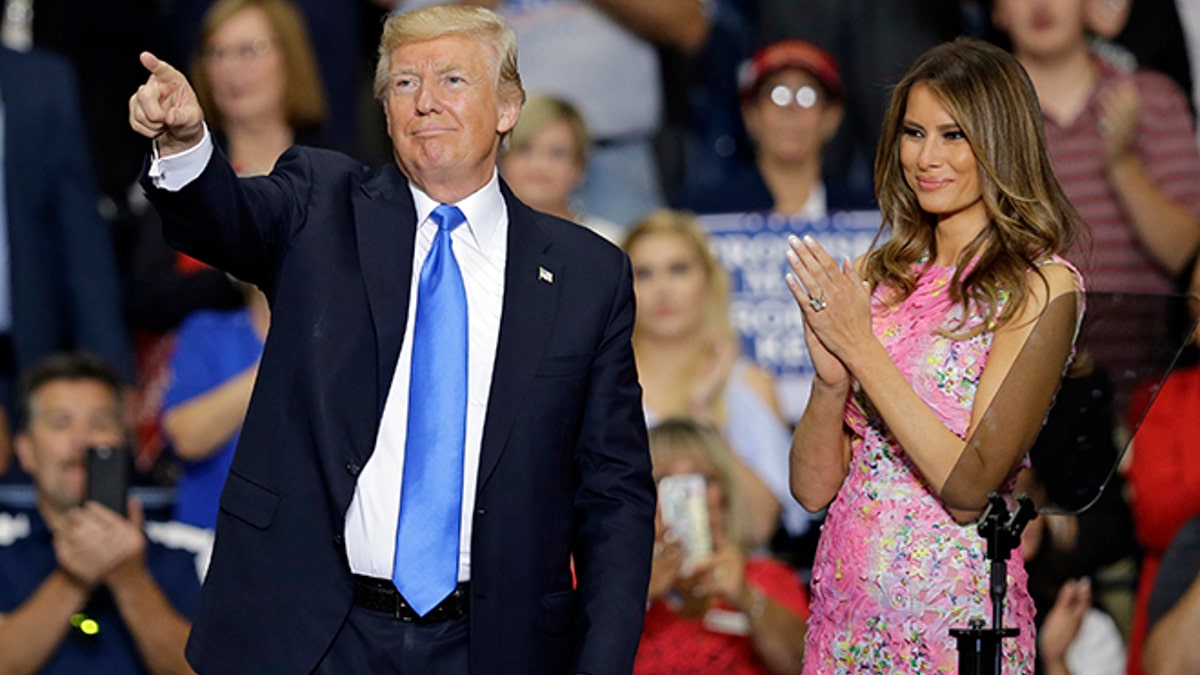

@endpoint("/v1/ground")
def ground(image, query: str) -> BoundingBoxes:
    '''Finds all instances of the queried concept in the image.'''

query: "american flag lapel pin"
[538,266,554,284]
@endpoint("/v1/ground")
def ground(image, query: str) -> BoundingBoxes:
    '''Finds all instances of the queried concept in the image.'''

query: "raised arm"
[130,48,330,289]
[1100,77,1200,276]
[589,0,711,54]
[785,244,854,512]
[392,0,710,53]
[786,371,852,513]
[0,502,194,675]
[98,503,194,675]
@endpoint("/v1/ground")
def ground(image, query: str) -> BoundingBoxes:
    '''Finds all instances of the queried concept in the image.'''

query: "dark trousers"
[313,604,470,674]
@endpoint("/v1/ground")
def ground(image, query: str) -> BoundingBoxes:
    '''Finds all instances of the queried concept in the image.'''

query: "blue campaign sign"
[699,210,883,422]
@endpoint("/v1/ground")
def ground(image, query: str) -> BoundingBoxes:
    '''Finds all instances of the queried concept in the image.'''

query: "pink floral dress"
[802,261,1058,674]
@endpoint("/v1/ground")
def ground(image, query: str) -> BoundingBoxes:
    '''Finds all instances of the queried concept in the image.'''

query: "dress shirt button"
[345,461,361,476]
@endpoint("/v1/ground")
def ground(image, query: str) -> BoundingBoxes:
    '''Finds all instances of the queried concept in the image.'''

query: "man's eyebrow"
[390,61,467,75]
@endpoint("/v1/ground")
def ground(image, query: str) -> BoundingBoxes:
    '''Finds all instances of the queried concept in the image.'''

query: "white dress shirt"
[150,129,508,581]
[345,174,507,582]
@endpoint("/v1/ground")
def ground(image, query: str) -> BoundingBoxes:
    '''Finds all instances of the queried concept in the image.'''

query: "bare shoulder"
[1026,261,1082,306]
[1008,261,1082,329]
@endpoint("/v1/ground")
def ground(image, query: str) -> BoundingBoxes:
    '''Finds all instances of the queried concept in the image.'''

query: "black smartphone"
[86,446,131,516]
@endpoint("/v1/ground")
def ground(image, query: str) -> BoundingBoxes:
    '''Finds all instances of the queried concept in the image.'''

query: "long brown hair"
[191,0,328,131]
[868,37,1079,333]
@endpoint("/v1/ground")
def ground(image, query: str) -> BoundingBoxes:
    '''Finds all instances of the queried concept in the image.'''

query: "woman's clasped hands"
[784,234,874,386]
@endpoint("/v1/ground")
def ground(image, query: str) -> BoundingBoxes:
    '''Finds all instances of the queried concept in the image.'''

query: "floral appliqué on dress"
[802,261,1051,674]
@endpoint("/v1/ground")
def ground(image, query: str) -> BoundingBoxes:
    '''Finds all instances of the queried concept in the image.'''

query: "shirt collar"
[408,168,505,251]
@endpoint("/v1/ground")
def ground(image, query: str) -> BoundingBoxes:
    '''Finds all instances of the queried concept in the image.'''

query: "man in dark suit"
[0,48,131,477]
[129,5,654,674]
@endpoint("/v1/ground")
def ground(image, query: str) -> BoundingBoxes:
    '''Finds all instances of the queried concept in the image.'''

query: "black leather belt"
[351,575,469,624]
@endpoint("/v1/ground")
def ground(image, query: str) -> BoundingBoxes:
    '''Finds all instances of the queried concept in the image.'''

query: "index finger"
[139,51,183,83]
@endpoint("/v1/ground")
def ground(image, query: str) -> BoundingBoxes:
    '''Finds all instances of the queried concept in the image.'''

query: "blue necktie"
[393,204,468,616]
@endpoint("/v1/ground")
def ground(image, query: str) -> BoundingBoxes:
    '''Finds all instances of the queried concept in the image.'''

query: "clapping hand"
[1098,79,1140,168]
[648,512,686,603]
[785,234,873,386]
[686,534,746,603]
[1038,578,1092,669]
[686,329,738,425]
[54,500,147,590]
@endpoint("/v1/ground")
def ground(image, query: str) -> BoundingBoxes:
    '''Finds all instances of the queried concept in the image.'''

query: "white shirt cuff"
[148,125,214,192]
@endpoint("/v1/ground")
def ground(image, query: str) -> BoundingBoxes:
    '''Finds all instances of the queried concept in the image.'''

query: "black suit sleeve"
[141,144,317,290]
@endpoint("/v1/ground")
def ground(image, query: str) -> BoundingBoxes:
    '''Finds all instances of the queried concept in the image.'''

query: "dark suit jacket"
[145,145,655,674]
[0,48,130,381]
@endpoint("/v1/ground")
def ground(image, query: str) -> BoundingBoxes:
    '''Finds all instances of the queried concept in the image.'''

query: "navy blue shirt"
[673,160,875,216]
[0,509,203,674]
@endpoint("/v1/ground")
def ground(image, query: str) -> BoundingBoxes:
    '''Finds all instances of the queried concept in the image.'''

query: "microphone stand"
[950,492,1036,675]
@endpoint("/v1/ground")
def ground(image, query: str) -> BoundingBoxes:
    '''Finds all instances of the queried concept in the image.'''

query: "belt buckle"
[391,584,467,624]
[394,595,415,623]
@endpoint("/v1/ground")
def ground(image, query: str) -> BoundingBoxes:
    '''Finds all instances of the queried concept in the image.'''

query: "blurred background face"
[499,118,584,211]
[204,6,287,126]
[628,232,711,341]
[994,0,1089,59]
[15,380,124,513]
[743,69,837,166]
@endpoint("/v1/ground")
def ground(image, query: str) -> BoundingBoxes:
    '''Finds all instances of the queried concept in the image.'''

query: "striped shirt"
[1045,57,1200,382]
[1046,57,1200,294]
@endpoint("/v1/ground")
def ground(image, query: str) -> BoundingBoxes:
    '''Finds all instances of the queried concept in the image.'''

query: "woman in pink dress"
[785,38,1084,672]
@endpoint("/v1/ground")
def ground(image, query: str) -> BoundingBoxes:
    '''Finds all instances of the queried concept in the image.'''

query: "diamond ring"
[809,295,828,312]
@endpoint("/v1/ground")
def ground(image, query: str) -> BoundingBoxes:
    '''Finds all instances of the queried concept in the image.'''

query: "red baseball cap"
[738,40,842,103]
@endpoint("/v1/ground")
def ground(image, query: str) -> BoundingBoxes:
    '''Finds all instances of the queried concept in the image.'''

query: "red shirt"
[634,557,810,675]
[1127,365,1200,675]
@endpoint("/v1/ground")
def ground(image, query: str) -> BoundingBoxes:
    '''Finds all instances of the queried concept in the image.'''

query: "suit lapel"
[353,164,417,420]
[477,186,558,489]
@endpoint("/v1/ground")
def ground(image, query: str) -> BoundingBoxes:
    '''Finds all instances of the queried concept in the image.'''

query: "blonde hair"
[649,418,752,553]
[622,209,733,342]
[504,95,590,165]
[191,0,328,131]
[622,210,735,424]
[374,5,525,109]
[868,37,1080,334]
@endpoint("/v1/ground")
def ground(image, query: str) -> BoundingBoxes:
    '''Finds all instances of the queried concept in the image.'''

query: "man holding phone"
[0,352,202,674]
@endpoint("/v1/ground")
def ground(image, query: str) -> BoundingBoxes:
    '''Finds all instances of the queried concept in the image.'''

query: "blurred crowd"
[1,0,1200,673]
